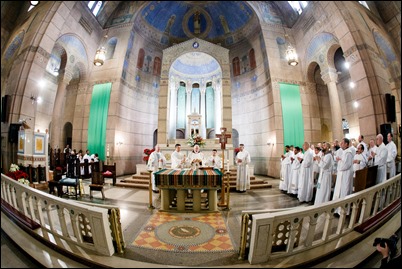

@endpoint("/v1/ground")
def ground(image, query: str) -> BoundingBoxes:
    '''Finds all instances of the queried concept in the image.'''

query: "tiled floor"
[1,174,399,268]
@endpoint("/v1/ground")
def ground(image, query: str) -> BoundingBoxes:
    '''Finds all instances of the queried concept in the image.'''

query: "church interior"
[1,1,401,267]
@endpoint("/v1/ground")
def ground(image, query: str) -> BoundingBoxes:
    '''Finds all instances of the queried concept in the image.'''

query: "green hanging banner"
[279,83,304,149]
[87,82,112,161]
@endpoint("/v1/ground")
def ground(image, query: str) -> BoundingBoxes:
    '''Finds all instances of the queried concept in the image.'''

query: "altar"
[154,168,223,212]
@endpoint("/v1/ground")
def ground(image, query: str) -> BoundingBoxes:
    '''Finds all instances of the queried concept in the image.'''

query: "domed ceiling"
[97,1,298,47]
[171,52,220,77]
[100,1,300,46]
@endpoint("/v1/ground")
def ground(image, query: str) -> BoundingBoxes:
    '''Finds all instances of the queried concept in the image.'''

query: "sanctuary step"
[116,169,272,190]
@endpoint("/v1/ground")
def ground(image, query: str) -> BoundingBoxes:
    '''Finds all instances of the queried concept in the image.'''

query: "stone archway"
[157,38,232,147]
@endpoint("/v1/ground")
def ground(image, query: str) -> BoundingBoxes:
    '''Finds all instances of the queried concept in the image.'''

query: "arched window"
[249,49,256,70]
[232,57,240,77]
[137,48,145,69]
[105,37,117,60]
[87,1,103,16]
[176,85,186,128]
[191,84,200,114]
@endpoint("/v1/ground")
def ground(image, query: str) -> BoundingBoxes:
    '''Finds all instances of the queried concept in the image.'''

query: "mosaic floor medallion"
[132,212,235,253]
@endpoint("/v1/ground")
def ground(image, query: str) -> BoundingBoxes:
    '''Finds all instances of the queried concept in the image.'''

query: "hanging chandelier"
[94,34,108,66]
[93,46,106,66]
[284,34,299,66]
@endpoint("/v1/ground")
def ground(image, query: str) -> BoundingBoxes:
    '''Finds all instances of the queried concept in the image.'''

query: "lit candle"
[107,144,110,157]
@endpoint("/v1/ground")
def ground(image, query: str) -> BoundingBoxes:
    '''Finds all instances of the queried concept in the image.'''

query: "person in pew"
[367,138,377,167]
[314,142,334,205]
[298,142,314,203]
[279,145,292,192]
[288,146,303,195]
[386,133,397,178]
[373,134,388,184]
[353,144,367,178]
[332,138,354,216]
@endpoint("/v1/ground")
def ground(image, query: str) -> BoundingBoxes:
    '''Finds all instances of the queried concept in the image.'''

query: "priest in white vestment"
[206,149,222,169]
[353,144,367,178]
[333,138,354,215]
[289,146,303,195]
[286,146,295,192]
[386,133,397,178]
[147,144,167,192]
[235,144,251,192]
[298,142,315,203]
[367,139,377,167]
[188,144,205,166]
[373,134,388,184]
[171,144,186,169]
[279,145,292,191]
[314,142,334,205]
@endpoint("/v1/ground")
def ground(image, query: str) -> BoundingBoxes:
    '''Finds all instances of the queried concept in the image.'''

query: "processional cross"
[216,127,231,209]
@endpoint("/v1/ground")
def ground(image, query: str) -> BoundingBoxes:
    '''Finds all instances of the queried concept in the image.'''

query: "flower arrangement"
[6,164,29,182]
[187,134,206,147]
[143,148,155,162]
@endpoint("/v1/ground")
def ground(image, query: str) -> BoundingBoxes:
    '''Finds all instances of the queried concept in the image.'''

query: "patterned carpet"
[132,211,235,253]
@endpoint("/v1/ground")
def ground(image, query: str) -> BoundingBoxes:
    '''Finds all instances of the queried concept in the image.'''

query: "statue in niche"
[194,11,201,34]
[219,15,230,34]
[165,15,176,34]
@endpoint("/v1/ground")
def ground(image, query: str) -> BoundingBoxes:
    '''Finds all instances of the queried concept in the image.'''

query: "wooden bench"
[102,162,116,186]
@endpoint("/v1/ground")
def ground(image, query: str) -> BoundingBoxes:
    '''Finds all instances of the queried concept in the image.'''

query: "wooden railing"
[239,174,401,265]
[1,173,125,256]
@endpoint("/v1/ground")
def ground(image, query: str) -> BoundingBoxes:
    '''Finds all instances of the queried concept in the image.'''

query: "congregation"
[279,133,398,209]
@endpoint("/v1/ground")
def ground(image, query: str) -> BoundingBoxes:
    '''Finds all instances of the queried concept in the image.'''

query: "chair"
[48,167,63,196]
[102,162,116,186]
[59,157,80,199]
[89,171,105,199]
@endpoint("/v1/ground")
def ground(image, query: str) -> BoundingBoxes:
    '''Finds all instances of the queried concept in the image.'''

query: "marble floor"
[1,174,400,268]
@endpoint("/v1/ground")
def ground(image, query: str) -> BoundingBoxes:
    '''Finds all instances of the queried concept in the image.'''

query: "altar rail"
[1,173,124,256]
[239,174,401,265]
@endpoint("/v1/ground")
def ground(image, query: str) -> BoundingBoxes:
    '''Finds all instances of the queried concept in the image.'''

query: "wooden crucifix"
[216,127,231,208]
[216,127,231,150]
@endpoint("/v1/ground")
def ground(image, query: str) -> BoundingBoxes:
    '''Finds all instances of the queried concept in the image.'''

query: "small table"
[155,168,222,212]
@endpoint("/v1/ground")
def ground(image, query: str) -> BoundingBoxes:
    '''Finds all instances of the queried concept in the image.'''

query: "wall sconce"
[116,141,123,146]
[267,141,274,146]
[94,34,108,66]
[30,95,42,104]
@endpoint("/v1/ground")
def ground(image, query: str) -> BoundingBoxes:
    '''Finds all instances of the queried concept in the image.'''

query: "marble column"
[213,77,222,133]
[321,69,343,141]
[185,81,192,139]
[50,68,72,148]
[200,82,206,138]
[168,76,178,140]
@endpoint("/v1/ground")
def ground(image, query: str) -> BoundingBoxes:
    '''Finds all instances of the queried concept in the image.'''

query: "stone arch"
[158,38,231,146]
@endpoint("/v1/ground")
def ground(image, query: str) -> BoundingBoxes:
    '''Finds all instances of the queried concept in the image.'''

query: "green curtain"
[87,82,112,161]
[279,83,304,150]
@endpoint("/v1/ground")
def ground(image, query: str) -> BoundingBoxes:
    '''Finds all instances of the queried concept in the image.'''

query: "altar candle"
[226,159,230,172]
[107,144,110,157]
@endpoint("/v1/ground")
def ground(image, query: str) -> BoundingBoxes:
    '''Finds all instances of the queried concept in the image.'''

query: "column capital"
[320,68,338,84]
